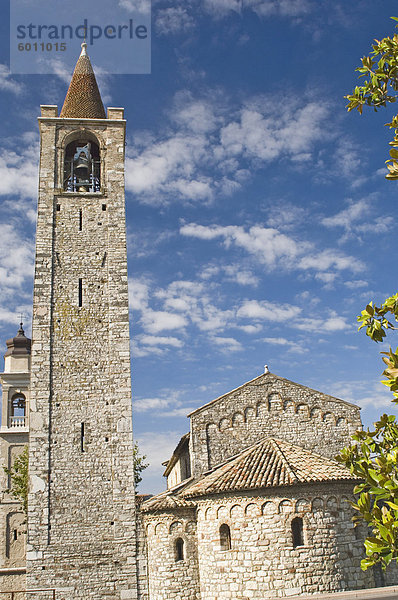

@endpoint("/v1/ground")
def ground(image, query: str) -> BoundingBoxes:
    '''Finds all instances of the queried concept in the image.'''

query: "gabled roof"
[163,433,190,478]
[60,43,105,119]
[187,371,360,417]
[181,438,357,498]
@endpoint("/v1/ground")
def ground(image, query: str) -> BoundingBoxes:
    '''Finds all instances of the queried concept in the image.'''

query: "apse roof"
[140,491,196,513]
[182,438,358,498]
[60,43,105,119]
[141,437,358,512]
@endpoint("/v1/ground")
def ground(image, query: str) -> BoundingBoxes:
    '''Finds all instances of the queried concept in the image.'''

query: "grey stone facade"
[25,102,137,599]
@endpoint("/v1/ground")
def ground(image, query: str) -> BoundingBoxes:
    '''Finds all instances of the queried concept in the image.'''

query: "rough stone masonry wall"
[144,508,200,600]
[0,434,28,593]
[26,114,137,599]
[190,374,362,476]
[136,498,149,600]
[195,483,375,599]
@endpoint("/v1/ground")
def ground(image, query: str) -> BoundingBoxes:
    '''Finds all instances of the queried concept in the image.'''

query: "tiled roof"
[163,433,190,477]
[182,438,357,498]
[141,491,196,513]
[60,43,105,119]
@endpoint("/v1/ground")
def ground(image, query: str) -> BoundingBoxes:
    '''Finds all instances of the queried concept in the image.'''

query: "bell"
[73,143,92,188]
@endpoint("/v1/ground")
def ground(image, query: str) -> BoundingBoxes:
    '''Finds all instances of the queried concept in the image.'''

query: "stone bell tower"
[26,44,137,599]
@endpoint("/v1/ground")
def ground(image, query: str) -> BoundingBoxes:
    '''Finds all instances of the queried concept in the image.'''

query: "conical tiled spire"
[60,43,105,119]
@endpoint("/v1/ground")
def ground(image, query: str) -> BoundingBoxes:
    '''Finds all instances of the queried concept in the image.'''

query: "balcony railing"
[9,416,27,429]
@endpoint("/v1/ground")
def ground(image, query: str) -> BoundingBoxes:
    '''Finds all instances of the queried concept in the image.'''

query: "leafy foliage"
[133,441,149,488]
[339,415,398,570]
[357,293,398,401]
[3,445,29,515]
[345,17,398,179]
[338,294,398,570]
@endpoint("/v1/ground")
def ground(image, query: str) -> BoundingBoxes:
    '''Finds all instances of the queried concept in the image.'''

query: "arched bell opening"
[64,138,101,192]
[10,394,26,428]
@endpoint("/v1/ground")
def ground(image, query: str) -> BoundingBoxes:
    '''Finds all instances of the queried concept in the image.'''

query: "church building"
[0,44,397,600]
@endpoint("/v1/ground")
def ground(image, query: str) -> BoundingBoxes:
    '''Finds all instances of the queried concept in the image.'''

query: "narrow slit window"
[81,422,85,452]
[291,517,304,548]
[102,204,106,211]
[175,538,184,562]
[13,530,17,541]
[78,278,83,307]
[79,209,82,231]
[56,204,60,212]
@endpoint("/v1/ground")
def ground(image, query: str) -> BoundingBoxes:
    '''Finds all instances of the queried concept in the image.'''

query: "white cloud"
[0,143,39,201]
[133,389,186,415]
[180,223,303,267]
[119,0,151,15]
[224,265,259,286]
[45,58,72,85]
[0,224,35,288]
[326,380,394,411]
[156,7,195,35]
[129,277,150,312]
[0,222,35,327]
[0,65,23,95]
[333,138,362,181]
[139,335,183,348]
[125,93,330,205]
[291,314,348,333]
[199,263,258,286]
[298,249,361,273]
[344,280,368,289]
[321,197,394,243]
[246,0,310,17]
[125,133,211,201]
[180,222,362,277]
[129,270,352,360]
[266,202,307,230]
[141,310,188,334]
[237,299,301,321]
[322,198,370,229]
[202,0,310,18]
[156,279,235,332]
[218,102,326,162]
[237,324,263,334]
[134,396,172,412]
[194,305,234,332]
[263,336,308,354]
[211,335,243,352]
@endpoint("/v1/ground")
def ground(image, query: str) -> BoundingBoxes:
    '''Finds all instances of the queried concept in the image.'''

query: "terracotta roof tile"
[182,438,357,498]
[60,43,105,119]
[140,491,196,513]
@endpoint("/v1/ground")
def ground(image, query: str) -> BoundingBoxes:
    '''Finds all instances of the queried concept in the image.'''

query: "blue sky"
[0,1,398,494]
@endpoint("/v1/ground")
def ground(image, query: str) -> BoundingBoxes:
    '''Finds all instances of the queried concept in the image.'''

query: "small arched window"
[64,139,101,192]
[219,523,231,551]
[175,537,184,562]
[291,517,304,548]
